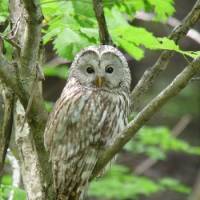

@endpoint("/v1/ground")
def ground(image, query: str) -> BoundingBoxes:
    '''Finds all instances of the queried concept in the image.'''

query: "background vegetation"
[0,0,199,200]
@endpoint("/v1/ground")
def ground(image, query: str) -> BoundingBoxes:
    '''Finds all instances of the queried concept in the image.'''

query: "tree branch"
[189,170,200,200]
[13,101,45,199]
[92,56,200,178]
[7,0,53,199]
[92,0,112,44]
[0,84,14,176]
[135,12,200,45]
[20,0,43,72]
[131,0,200,110]
[0,55,18,90]
[0,53,47,133]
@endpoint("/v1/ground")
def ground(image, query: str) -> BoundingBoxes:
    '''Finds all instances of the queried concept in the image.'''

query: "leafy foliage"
[44,101,54,112]
[146,0,175,21]
[43,65,69,79]
[111,0,175,21]
[89,164,190,199]
[0,0,8,22]
[88,126,198,199]
[0,175,26,200]
[41,0,199,62]
[125,126,200,160]
[162,84,200,117]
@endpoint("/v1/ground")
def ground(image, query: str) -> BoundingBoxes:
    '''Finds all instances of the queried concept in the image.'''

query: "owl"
[44,45,131,200]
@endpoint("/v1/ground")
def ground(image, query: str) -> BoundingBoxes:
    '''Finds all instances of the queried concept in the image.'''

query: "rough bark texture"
[14,101,44,199]
[8,0,53,199]
[0,83,14,177]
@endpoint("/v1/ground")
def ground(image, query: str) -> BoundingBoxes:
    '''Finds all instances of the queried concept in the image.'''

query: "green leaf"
[89,164,191,199]
[43,65,69,79]
[72,0,95,18]
[0,184,10,199]
[44,101,54,112]
[155,37,180,51]
[53,28,89,60]
[147,0,175,21]
[89,164,162,199]
[43,27,62,44]
[125,126,200,160]
[13,187,26,200]
[1,175,12,185]
[117,38,144,60]
[160,178,191,194]
[105,7,129,29]
[114,26,158,46]
[0,0,8,22]
[80,28,99,41]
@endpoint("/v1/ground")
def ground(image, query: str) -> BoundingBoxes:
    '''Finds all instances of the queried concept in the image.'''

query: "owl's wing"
[44,82,110,198]
[44,82,106,160]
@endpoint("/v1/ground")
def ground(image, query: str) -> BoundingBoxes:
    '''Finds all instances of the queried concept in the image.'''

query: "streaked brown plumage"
[44,45,131,200]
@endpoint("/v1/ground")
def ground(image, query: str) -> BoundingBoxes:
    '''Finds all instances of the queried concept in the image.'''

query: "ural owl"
[44,45,131,200]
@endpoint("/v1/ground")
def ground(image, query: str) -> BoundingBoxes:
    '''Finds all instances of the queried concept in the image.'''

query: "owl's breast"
[81,89,129,147]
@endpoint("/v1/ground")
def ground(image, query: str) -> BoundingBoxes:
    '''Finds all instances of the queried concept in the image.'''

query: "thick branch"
[131,0,200,110]
[0,53,47,132]
[8,0,53,199]
[92,56,200,178]
[13,101,45,199]
[0,55,18,90]
[20,0,43,72]
[92,0,112,44]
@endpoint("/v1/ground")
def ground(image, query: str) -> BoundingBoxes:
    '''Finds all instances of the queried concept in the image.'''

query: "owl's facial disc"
[71,47,131,91]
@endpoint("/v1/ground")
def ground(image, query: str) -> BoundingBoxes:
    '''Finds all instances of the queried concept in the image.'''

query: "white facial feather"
[69,45,131,92]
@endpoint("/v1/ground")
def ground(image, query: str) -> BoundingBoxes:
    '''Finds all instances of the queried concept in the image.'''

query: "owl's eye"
[105,66,114,74]
[86,66,95,74]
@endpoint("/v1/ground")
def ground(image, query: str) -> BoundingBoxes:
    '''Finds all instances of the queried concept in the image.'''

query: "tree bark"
[0,83,14,177]
[8,0,54,199]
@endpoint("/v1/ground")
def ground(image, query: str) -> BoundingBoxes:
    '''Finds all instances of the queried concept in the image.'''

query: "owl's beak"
[94,76,105,87]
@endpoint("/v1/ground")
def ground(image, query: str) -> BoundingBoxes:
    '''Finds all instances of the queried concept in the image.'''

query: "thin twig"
[191,77,200,81]
[135,11,200,45]
[92,0,112,44]
[0,35,21,50]
[131,0,200,110]
[172,115,192,136]
[91,56,200,179]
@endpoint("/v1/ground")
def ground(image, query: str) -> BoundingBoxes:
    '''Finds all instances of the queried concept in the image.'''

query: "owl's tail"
[54,148,98,200]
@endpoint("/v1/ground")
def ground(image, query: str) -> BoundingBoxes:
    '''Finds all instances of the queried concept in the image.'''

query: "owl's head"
[70,45,131,92]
